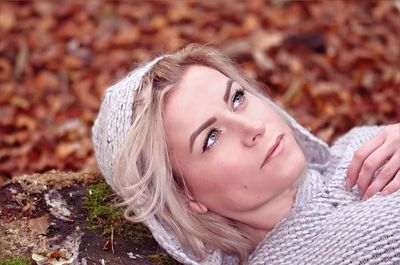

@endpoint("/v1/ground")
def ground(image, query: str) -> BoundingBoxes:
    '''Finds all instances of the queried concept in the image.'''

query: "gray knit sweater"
[247,125,400,265]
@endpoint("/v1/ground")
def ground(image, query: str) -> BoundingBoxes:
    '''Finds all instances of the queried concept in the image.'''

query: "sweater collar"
[293,168,325,209]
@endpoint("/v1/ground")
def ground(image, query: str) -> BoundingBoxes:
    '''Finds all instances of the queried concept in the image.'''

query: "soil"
[0,171,180,265]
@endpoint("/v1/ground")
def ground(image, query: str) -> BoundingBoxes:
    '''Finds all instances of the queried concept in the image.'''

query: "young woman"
[92,44,400,264]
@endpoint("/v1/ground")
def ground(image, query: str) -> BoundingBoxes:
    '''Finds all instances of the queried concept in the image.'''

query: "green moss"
[147,253,180,265]
[83,181,153,240]
[0,257,32,265]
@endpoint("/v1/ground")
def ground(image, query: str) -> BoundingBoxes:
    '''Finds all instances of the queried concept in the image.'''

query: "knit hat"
[91,54,331,264]
[91,55,164,191]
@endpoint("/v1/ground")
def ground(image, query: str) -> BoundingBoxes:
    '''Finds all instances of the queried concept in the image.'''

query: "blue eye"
[232,88,246,110]
[201,88,246,153]
[203,128,220,152]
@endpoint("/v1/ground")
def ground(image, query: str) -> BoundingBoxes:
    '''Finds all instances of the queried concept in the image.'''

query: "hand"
[346,124,400,200]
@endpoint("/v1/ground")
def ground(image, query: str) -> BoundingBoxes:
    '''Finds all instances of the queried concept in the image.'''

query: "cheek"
[218,156,245,172]
[293,148,306,175]
[282,139,306,179]
[165,129,192,174]
[212,152,252,184]
[186,159,246,192]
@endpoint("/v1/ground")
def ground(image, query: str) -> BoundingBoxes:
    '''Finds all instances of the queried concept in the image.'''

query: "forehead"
[179,65,228,90]
[165,65,230,108]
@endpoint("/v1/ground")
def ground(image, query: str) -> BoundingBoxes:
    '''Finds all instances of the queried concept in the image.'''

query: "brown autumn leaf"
[27,214,51,235]
[16,114,37,131]
[0,5,16,32]
[33,71,60,91]
[0,58,12,81]
[56,142,81,159]
[112,26,140,47]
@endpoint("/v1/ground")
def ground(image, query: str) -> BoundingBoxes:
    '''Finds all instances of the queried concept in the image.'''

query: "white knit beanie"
[91,53,332,265]
[91,55,164,190]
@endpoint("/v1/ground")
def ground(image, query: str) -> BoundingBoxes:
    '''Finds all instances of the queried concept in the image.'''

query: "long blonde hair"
[113,44,292,264]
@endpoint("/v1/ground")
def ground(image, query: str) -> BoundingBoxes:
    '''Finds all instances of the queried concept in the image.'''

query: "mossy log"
[0,170,179,265]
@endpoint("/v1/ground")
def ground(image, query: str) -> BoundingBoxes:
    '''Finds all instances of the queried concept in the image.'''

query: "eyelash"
[202,88,246,152]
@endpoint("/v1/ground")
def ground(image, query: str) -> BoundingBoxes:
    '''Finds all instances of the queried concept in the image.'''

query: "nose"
[231,115,265,147]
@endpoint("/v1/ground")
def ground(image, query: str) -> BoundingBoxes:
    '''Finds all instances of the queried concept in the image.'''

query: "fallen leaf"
[27,214,50,235]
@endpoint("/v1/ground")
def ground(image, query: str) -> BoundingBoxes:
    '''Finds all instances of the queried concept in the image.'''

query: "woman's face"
[164,65,305,221]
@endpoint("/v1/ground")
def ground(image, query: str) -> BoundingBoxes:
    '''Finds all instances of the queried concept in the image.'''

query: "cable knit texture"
[91,57,397,265]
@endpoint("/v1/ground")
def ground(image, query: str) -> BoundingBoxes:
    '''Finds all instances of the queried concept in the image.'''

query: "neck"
[236,185,299,247]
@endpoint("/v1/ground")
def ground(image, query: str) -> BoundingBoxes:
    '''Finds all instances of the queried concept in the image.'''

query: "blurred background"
[1,0,399,182]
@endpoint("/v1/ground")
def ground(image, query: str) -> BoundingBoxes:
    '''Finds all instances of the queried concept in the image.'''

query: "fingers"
[356,141,394,197]
[346,124,400,200]
[362,152,400,200]
[381,170,400,196]
[346,132,385,190]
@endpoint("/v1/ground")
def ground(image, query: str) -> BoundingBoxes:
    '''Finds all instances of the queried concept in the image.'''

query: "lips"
[260,134,284,168]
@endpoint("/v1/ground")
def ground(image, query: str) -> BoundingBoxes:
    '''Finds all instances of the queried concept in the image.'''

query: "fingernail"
[362,195,367,201]
[382,189,390,196]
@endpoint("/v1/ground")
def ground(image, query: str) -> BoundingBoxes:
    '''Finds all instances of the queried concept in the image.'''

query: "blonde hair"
[113,44,297,264]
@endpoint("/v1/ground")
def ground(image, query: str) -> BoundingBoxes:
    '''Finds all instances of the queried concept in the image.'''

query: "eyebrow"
[223,79,233,104]
[189,79,234,153]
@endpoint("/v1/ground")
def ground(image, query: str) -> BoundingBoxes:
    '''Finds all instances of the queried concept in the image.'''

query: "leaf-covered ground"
[1,0,399,182]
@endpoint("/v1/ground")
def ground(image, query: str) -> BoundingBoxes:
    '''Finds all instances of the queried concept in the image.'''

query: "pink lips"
[260,134,284,168]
